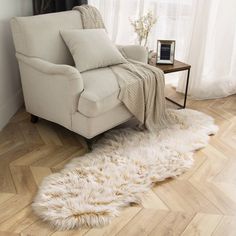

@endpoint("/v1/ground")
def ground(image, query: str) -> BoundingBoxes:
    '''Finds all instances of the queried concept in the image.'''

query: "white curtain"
[88,0,236,99]
[178,0,236,99]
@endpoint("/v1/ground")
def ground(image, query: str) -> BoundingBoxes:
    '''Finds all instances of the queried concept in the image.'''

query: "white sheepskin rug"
[32,109,218,230]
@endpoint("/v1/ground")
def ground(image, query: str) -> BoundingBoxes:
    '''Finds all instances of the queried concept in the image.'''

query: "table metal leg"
[166,97,184,108]
[166,68,191,109]
[183,68,190,108]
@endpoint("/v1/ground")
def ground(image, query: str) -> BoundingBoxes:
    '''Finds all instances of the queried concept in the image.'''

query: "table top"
[149,58,191,74]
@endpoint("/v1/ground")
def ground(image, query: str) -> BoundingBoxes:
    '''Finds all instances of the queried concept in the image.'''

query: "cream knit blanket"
[74,5,176,131]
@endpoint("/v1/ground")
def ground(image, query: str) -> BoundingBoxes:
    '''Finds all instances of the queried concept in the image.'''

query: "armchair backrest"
[11,10,83,65]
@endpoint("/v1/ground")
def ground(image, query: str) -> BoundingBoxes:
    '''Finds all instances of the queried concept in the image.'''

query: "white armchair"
[11,10,148,139]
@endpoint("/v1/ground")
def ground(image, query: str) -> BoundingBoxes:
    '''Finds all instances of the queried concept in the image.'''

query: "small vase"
[148,50,156,64]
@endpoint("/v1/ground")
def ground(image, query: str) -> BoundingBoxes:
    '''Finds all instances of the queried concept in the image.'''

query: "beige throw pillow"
[60,29,127,72]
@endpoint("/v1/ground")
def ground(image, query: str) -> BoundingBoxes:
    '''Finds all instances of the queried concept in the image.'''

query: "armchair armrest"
[16,53,84,81]
[16,53,84,129]
[117,45,148,63]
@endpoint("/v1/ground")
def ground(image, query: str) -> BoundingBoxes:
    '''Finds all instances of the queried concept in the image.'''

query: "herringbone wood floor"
[0,88,235,236]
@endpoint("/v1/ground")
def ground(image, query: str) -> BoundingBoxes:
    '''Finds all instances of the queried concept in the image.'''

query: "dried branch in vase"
[130,11,157,47]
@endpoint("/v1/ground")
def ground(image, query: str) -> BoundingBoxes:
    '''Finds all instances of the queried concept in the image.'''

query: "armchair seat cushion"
[78,67,121,117]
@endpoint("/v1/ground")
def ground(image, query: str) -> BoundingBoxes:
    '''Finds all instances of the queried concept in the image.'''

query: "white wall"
[0,0,32,130]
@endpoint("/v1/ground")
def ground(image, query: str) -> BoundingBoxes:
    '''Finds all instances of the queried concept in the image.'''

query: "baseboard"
[0,89,24,131]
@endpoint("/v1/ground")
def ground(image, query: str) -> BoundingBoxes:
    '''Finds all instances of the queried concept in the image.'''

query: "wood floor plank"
[30,166,52,186]
[0,231,19,236]
[190,180,236,215]
[10,146,57,167]
[212,216,236,236]
[0,141,22,156]
[0,206,38,233]
[116,209,168,236]
[181,213,222,236]
[10,165,38,195]
[0,123,25,146]
[9,108,29,123]
[36,121,63,146]
[213,182,236,203]
[31,146,79,168]
[0,161,17,193]
[149,212,195,236]
[0,143,36,164]
[55,126,84,147]
[20,220,56,236]
[0,194,32,224]
[212,157,236,185]
[0,193,15,205]
[210,138,236,161]
[18,121,44,145]
[141,189,169,210]
[219,118,236,150]
[153,180,221,214]
[189,146,228,182]
[51,229,89,236]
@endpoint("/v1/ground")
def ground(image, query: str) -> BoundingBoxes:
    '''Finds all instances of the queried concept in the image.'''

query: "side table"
[149,59,191,109]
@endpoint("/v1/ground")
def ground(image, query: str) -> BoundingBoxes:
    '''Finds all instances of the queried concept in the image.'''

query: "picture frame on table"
[156,40,175,65]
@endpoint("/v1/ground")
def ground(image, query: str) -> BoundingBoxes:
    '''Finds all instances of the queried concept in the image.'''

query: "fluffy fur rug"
[32,109,218,230]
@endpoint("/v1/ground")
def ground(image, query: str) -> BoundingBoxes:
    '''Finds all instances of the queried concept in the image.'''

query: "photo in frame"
[157,40,175,64]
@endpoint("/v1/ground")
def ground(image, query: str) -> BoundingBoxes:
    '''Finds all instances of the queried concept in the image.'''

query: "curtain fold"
[33,0,88,15]
[177,0,236,99]
[89,0,236,99]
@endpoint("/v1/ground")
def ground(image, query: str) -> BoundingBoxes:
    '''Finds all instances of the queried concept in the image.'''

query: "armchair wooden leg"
[85,138,93,151]
[31,114,39,123]
[85,133,104,151]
